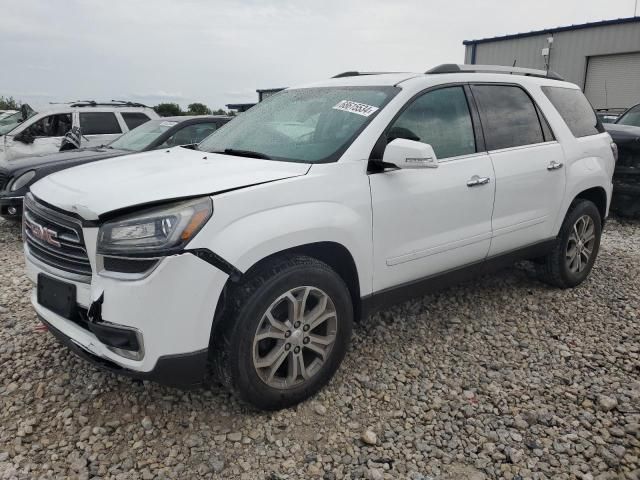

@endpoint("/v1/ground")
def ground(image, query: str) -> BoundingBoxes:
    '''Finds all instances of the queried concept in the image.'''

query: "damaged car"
[0,115,230,219]
[24,66,614,410]
[604,103,640,218]
[0,101,158,168]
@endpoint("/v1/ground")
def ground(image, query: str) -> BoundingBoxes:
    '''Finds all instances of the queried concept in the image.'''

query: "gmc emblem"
[25,217,61,248]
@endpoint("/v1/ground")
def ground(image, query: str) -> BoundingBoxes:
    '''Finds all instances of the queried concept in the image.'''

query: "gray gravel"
[0,216,639,480]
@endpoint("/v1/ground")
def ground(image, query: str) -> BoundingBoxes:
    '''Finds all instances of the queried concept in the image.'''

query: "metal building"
[463,17,640,110]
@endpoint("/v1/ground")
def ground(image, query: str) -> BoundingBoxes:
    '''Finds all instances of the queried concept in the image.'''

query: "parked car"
[24,65,614,410]
[595,108,625,124]
[0,110,17,120]
[0,101,158,167]
[0,116,231,219]
[604,103,640,217]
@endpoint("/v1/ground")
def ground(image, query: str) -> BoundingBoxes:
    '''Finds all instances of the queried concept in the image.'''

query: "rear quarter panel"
[529,81,615,232]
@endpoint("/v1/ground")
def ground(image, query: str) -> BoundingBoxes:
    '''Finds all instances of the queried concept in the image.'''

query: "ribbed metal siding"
[584,52,640,109]
[465,21,640,104]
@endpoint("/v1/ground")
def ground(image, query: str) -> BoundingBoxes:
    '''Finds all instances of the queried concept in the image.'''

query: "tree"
[187,103,211,115]
[212,108,237,116]
[154,103,182,117]
[0,96,21,110]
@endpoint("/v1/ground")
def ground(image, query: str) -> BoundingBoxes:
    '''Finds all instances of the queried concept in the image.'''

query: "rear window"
[79,112,122,135]
[542,86,604,138]
[122,112,151,130]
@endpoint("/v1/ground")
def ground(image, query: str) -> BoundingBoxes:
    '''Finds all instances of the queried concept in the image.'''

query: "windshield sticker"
[159,121,178,127]
[332,100,379,117]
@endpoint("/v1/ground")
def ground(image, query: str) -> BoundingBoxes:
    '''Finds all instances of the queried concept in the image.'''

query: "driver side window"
[25,114,72,138]
[388,87,476,159]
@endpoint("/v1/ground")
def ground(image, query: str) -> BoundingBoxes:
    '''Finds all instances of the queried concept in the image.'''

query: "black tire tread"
[536,199,601,288]
[210,254,352,409]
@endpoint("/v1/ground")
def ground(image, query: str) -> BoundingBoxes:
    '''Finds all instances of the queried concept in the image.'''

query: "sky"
[1,0,638,111]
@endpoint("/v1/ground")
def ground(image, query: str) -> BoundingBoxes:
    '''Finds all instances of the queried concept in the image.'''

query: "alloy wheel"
[565,214,596,274]
[252,286,338,389]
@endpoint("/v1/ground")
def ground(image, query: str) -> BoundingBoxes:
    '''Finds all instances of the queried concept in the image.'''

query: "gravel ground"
[0,216,639,480]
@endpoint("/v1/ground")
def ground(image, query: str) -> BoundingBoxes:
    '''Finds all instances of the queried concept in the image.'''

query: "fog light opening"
[8,206,17,215]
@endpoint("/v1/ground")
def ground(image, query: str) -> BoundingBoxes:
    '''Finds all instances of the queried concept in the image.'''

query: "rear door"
[78,111,123,147]
[470,84,566,256]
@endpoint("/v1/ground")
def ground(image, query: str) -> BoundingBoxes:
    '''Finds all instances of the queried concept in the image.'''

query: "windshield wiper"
[212,148,272,160]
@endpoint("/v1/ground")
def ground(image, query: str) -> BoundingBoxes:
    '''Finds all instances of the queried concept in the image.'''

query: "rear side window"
[121,112,151,130]
[542,86,604,137]
[471,85,544,150]
[388,86,476,159]
[79,112,122,135]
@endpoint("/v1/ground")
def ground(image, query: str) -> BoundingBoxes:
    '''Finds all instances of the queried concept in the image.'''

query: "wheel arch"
[211,241,364,343]
[574,186,607,224]
[556,183,610,235]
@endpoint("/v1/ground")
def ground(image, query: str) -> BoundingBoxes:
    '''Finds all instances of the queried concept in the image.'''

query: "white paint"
[26,71,615,376]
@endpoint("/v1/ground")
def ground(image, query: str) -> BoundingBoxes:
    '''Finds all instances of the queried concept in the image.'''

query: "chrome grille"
[23,194,92,279]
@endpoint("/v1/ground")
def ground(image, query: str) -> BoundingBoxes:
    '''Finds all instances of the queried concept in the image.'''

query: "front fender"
[191,201,372,296]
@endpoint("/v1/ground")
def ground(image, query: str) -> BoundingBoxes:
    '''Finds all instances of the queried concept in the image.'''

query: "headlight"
[10,170,36,191]
[97,197,213,256]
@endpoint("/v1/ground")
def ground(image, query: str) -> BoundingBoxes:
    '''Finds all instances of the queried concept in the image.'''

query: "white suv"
[0,102,158,167]
[24,65,615,410]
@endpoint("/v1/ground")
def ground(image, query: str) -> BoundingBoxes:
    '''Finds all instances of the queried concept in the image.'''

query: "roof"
[463,16,640,45]
[299,73,418,88]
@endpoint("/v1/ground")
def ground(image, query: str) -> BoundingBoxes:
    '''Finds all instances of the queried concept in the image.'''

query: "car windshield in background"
[108,119,178,151]
[198,87,399,163]
[0,111,37,135]
[616,105,640,127]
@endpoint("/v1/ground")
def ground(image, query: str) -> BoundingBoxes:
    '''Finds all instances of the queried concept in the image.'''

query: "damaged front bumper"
[25,241,230,388]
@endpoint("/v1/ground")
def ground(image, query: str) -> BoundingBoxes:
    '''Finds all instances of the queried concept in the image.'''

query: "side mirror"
[15,132,35,144]
[382,138,438,169]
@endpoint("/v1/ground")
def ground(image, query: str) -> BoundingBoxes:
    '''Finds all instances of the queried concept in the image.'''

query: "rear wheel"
[536,199,602,288]
[212,255,353,410]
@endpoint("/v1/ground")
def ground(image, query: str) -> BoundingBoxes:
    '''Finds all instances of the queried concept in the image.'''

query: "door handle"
[547,161,564,171]
[467,175,491,187]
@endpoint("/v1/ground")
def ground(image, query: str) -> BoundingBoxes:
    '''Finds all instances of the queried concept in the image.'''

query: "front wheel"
[536,199,602,288]
[212,255,353,410]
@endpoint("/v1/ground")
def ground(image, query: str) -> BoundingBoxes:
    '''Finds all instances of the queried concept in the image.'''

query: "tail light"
[610,142,618,162]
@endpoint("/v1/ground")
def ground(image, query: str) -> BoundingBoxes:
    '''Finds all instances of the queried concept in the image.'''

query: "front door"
[469,84,566,256]
[6,113,73,161]
[369,86,495,292]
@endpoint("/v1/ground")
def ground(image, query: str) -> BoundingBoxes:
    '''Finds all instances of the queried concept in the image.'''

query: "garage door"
[584,52,640,110]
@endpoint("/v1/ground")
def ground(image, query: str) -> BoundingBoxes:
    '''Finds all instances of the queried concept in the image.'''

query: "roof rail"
[61,100,151,108]
[426,64,564,81]
[332,71,400,78]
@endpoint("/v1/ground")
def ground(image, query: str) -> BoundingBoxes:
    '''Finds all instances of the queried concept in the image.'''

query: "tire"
[536,199,602,288]
[211,254,353,410]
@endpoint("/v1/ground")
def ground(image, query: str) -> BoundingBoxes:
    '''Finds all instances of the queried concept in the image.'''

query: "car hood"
[30,147,311,219]
[6,147,128,173]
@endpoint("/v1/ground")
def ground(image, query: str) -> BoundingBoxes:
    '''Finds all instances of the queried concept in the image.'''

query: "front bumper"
[40,315,209,388]
[0,195,23,218]
[26,243,230,387]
